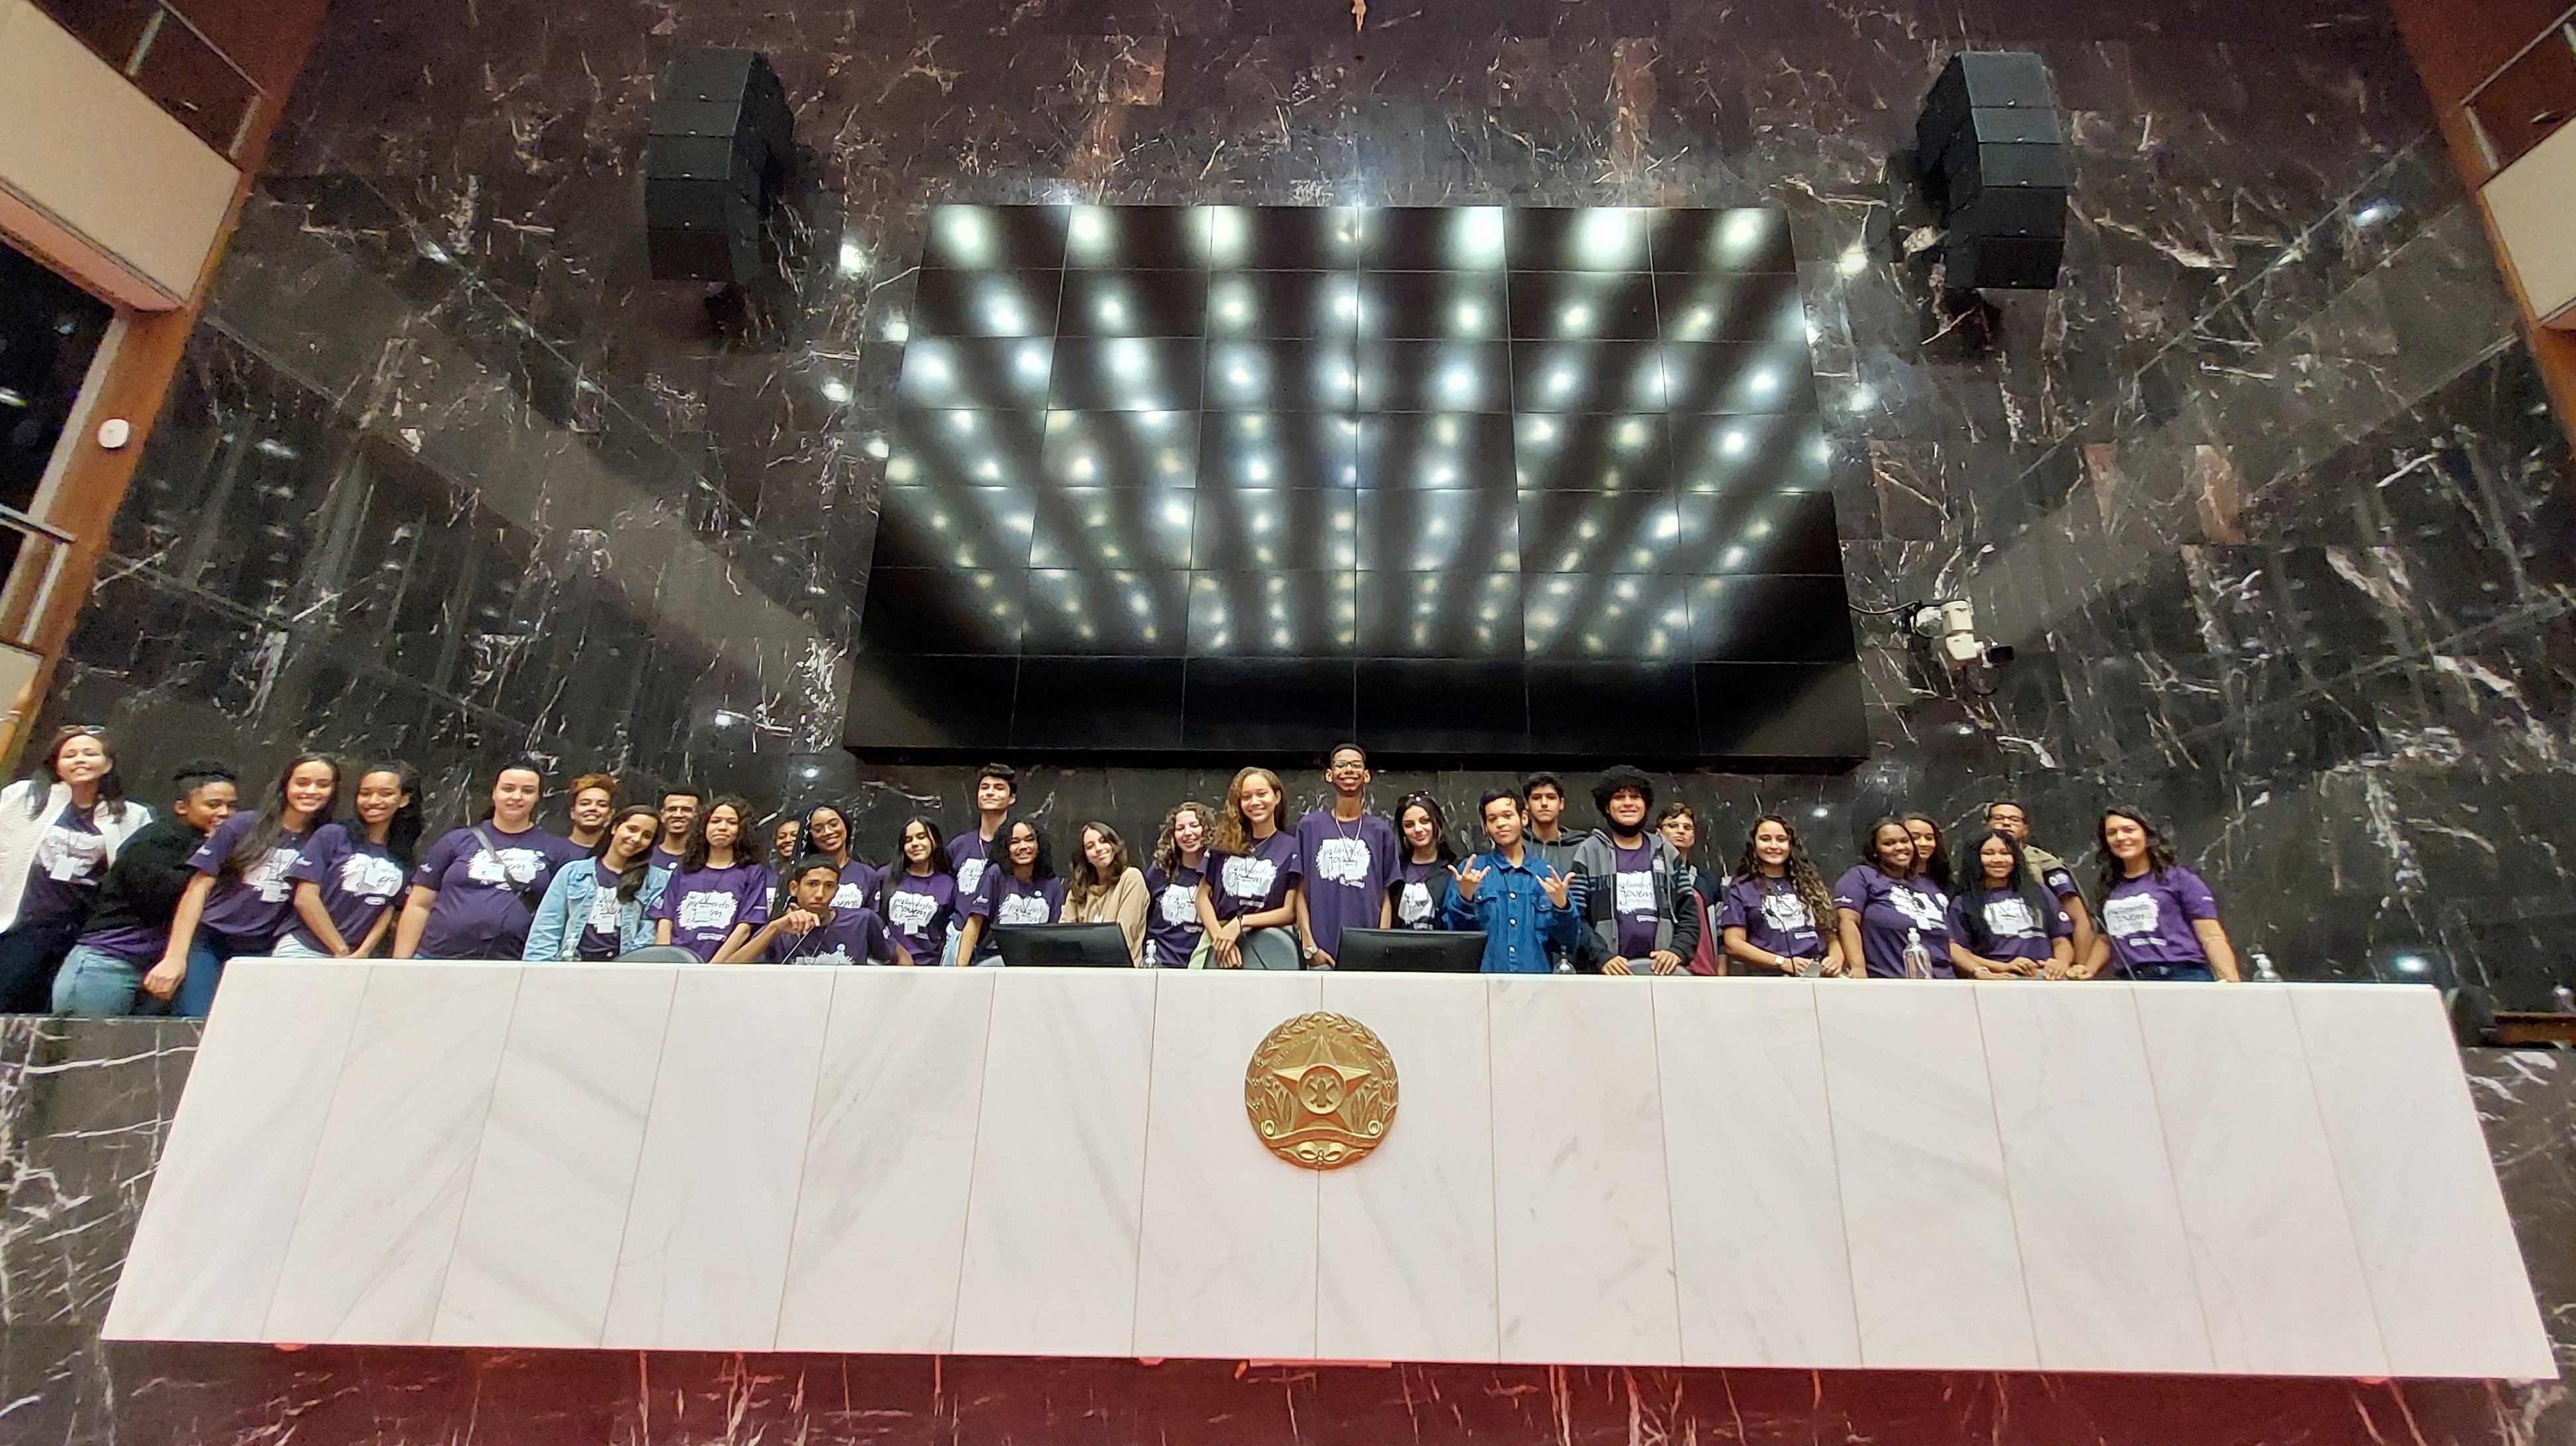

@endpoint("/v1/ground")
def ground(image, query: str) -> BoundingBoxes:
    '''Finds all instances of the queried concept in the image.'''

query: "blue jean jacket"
[525,862,666,961]
[1442,848,1579,973]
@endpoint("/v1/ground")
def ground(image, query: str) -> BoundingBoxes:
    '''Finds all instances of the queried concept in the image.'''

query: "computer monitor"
[992,923,1134,968]
[1333,928,1486,973]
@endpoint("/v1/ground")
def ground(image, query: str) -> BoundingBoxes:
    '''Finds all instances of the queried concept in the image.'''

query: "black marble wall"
[4,1018,2572,1443]
[28,0,2576,999]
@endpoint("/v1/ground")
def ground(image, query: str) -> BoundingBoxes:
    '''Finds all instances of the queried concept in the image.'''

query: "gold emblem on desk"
[1245,1012,1398,1169]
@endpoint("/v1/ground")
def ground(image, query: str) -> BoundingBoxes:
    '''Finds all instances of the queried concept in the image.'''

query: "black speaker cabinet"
[644,49,795,285]
[1920,52,2067,289]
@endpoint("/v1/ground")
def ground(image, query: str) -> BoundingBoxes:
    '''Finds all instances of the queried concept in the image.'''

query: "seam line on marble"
[2286,987,2401,1373]
[1804,980,1868,1367]
[594,968,684,1349]
[765,969,846,1353]
[1122,970,1163,1359]
[413,964,527,1345]
[1645,980,1687,1365]
[1969,984,2053,1370]
[253,965,380,1342]
[2121,983,2223,1371]
[1482,977,1505,1362]
[945,968,1000,1355]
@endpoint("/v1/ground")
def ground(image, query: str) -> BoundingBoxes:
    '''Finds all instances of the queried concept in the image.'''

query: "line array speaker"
[644,48,795,285]
[1918,52,2067,290]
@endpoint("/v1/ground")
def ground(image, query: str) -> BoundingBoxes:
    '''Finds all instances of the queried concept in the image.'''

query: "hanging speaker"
[1918,52,2068,290]
[643,48,795,285]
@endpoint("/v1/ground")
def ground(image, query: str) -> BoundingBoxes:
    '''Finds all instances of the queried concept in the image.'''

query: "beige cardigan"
[1063,867,1149,964]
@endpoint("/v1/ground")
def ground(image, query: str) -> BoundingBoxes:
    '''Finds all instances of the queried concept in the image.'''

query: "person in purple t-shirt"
[1719,814,1845,977]
[394,762,588,961]
[152,752,341,1017]
[1830,817,1955,979]
[1294,744,1399,968]
[799,805,882,913]
[649,787,699,883]
[721,856,899,966]
[652,796,776,961]
[1141,802,1215,967]
[1388,793,1460,932]
[1196,767,1303,970]
[1946,829,2073,980]
[276,763,421,959]
[878,817,957,966]
[954,819,1065,964]
[941,764,1018,965]
[2086,805,2241,981]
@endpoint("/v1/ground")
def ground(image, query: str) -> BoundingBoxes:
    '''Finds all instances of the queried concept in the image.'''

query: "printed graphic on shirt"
[1759,891,1812,932]
[832,881,869,909]
[2041,868,2078,898]
[1313,836,1372,886]
[585,888,623,932]
[955,858,989,896]
[1158,883,1198,925]
[466,847,546,887]
[246,847,301,903]
[339,853,408,904]
[1890,886,1945,930]
[1980,897,2040,937]
[1613,870,1655,914]
[801,943,856,967]
[996,891,1051,925]
[2102,893,2160,938]
[887,889,938,930]
[36,828,105,882]
[1396,881,1433,925]
[1221,854,1278,903]
[676,889,739,932]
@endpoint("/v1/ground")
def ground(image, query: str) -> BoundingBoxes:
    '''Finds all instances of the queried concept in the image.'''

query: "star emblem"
[1245,1012,1399,1169]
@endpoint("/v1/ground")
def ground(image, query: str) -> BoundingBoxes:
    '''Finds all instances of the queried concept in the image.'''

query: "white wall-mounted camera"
[1908,599,2016,696]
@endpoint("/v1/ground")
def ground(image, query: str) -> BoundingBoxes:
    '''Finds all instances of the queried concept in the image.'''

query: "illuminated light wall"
[847,204,1863,768]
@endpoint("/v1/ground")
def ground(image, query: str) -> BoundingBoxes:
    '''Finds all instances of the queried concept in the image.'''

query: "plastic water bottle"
[2250,950,2282,983]
[2554,983,2574,1014]
[1553,954,1575,975]
[1901,928,1932,979]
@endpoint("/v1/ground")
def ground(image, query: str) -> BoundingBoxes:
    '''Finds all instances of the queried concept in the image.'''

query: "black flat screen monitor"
[1334,927,1486,973]
[993,923,1134,967]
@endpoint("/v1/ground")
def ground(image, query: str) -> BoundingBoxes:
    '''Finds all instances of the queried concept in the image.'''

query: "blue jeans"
[176,933,243,1018]
[53,943,173,1017]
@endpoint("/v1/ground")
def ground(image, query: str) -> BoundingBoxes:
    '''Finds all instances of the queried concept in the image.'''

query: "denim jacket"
[1441,848,1579,973]
[524,861,666,961]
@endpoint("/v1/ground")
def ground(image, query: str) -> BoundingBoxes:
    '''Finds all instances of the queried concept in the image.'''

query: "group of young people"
[0,725,2244,1020]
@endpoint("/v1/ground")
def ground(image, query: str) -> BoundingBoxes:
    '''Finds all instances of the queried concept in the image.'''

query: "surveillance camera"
[1908,599,2014,694]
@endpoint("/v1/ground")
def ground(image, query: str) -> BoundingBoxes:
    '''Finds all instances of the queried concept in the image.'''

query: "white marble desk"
[101,962,2553,1377]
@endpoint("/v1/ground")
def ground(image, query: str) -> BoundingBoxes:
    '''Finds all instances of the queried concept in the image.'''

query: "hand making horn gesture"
[1536,865,1571,910]
[1450,859,1490,900]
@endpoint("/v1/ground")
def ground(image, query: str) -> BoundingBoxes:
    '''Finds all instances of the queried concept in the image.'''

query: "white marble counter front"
[102,962,2554,1378]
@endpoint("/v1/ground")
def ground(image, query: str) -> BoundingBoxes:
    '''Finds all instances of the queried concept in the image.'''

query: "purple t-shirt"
[652,859,776,960]
[1609,840,1661,958]
[968,872,1065,955]
[830,858,884,912]
[190,813,314,946]
[1949,885,2072,965]
[1391,856,1450,930]
[1141,861,1205,966]
[2100,866,2220,973]
[880,870,956,963]
[575,860,629,960]
[285,823,407,954]
[949,827,1003,901]
[1830,865,1954,979]
[412,825,587,960]
[18,800,107,926]
[1295,808,1400,959]
[764,905,889,966]
[1720,874,1826,961]
[1211,831,1301,921]
[648,844,684,875]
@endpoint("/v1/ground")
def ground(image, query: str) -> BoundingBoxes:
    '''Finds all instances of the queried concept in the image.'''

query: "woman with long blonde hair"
[1142,801,1216,967]
[1194,766,1303,969]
